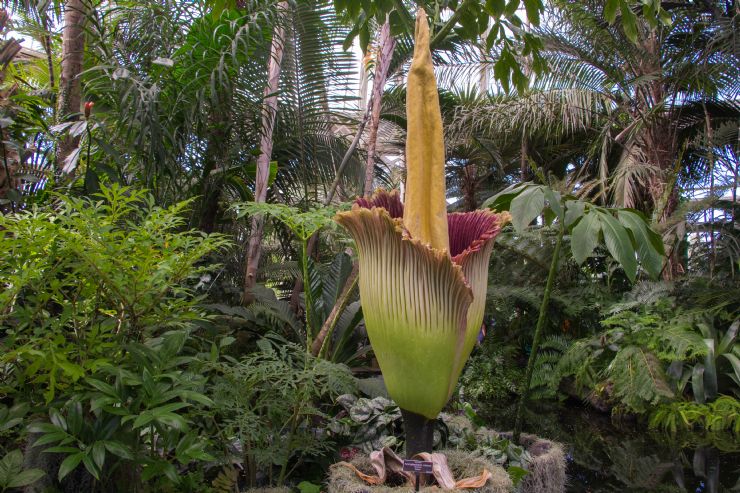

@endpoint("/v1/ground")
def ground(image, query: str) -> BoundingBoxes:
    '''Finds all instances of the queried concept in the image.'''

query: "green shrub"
[209,339,355,487]
[459,338,523,403]
[0,185,229,490]
[649,396,740,435]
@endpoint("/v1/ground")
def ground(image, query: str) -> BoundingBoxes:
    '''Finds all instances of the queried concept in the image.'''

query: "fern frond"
[530,335,572,400]
[650,325,708,362]
[605,346,674,413]
[607,281,674,314]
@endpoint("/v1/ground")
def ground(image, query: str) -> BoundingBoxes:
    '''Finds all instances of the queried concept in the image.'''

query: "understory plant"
[556,293,739,417]
[649,396,740,436]
[0,185,229,491]
[459,337,523,403]
[209,339,355,487]
[231,202,371,365]
[484,181,665,440]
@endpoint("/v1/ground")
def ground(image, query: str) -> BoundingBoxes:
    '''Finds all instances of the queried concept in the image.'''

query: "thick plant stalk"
[363,19,395,195]
[401,409,435,458]
[513,221,565,443]
[56,0,87,172]
[243,1,288,304]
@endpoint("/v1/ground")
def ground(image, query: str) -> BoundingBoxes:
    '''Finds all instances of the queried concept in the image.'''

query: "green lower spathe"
[336,206,506,419]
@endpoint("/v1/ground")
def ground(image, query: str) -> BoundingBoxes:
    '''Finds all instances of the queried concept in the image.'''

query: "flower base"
[327,449,512,493]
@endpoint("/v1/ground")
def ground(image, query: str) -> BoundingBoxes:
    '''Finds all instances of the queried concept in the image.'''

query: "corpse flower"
[335,9,509,456]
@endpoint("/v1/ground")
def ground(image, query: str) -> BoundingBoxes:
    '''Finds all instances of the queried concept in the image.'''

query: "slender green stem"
[430,0,476,47]
[301,239,315,351]
[86,125,92,174]
[513,219,565,443]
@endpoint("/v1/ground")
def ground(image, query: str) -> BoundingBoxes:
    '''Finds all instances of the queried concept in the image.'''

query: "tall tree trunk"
[362,19,395,195]
[634,31,682,278]
[56,0,87,172]
[461,163,478,211]
[243,1,288,304]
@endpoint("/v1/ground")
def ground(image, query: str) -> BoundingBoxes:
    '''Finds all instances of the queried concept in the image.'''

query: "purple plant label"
[402,460,434,474]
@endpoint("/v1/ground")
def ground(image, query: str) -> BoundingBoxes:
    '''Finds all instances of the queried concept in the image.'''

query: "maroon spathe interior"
[355,190,501,258]
[355,190,404,219]
[447,211,500,258]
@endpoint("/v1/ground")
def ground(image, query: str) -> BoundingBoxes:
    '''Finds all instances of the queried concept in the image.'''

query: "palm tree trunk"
[363,19,395,195]
[56,0,87,172]
[243,1,288,304]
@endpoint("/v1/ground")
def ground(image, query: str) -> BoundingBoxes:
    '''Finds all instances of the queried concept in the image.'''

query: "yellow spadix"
[403,9,449,253]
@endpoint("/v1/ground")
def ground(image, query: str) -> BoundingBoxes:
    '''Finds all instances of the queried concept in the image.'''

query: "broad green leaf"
[571,212,601,265]
[49,408,67,431]
[0,450,23,484]
[597,211,637,282]
[33,432,67,447]
[564,200,585,228]
[505,0,520,17]
[27,422,61,434]
[82,454,100,480]
[507,465,530,486]
[703,339,718,401]
[510,186,544,233]
[523,0,541,26]
[617,210,664,278]
[483,183,526,211]
[103,441,134,460]
[58,452,84,481]
[543,188,562,219]
[692,365,707,405]
[620,1,639,43]
[298,481,322,493]
[132,413,155,429]
[718,320,738,354]
[486,0,506,16]
[8,468,45,488]
[604,0,619,23]
[358,23,370,53]
[87,378,118,397]
[91,442,106,470]
[42,447,80,454]
[722,353,740,388]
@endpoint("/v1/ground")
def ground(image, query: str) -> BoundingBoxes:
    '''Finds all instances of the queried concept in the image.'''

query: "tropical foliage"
[0,0,737,490]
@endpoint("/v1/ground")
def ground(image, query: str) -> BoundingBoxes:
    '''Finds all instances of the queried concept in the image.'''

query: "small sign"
[402,460,434,474]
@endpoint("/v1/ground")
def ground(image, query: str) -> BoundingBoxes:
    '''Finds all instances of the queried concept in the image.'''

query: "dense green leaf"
[571,212,601,265]
[8,468,45,488]
[604,0,619,23]
[486,0,506,17]
[619,0,638,43]
[58,453,84,481]
[597,211,637,282]
[510,185,545,233]
[617,210,664,279]
[564,200,585,228]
